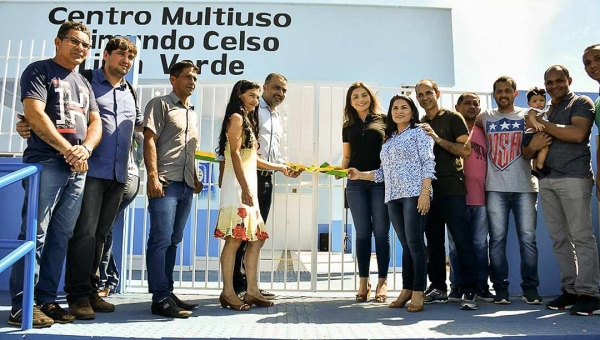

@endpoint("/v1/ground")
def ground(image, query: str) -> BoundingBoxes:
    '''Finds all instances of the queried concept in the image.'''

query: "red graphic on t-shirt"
[486,118,523,171]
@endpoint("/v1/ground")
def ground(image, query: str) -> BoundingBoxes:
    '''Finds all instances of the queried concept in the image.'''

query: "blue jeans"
[486,191,539,290]
[10,158,86,309]
[388,197,427,291]
[64,177,125,302]
[425,195,476,292]
[449,205,490,290]
[346,180,390,278]
[146,181,193,302]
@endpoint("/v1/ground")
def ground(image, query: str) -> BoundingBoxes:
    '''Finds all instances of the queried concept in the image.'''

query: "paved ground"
[0,292,599,339]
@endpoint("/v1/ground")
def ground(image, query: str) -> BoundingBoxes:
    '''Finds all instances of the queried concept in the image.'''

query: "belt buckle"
[259,170,271,177]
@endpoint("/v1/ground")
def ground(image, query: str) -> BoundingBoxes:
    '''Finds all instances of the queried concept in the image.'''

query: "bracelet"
[421,185,432,192]
[82,144,92,156]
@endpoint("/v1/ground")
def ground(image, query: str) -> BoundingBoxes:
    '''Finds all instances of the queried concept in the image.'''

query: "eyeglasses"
[62,35,91,51]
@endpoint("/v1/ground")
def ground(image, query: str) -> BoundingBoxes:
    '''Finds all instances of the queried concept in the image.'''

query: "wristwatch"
[82,144,92,156]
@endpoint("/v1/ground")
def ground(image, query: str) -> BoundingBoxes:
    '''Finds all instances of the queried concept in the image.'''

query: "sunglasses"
[63,35,91,51]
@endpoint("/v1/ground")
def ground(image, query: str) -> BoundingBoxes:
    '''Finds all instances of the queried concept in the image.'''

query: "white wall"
[0,1,455,87]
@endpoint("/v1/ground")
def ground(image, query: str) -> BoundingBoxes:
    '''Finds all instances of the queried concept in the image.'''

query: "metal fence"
[1,39,494,294]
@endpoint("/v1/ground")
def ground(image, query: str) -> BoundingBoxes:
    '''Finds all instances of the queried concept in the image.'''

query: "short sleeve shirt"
[464,126,487,205]
[421,109,469,197]
[480,108,538,193]
[342,113,386,171]
[143,92,198,188]
[20,59,98,163]
[538,92,594,179]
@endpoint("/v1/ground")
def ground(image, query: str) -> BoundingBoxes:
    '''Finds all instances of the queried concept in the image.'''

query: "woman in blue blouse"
[348,94,435,312]
[341,82,390,303]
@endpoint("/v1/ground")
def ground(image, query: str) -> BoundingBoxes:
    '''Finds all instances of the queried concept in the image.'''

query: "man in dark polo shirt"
[416,78,478,310]
[523,65,600,316]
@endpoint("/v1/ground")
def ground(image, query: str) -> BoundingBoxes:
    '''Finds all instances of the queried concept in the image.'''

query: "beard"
[496,98,512,111]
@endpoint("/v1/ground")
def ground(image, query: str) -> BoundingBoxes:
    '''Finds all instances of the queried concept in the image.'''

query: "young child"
[525,87,549,177]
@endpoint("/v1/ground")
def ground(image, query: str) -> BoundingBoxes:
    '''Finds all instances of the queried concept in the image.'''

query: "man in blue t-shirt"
[8,21,101,329]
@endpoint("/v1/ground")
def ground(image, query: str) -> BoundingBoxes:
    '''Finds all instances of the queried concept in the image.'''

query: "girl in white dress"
[214,80,287,311]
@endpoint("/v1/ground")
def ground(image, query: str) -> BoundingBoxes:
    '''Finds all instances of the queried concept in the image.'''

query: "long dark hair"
[216,80,261,156]
[384,94,420,140]
[342,81,383,128]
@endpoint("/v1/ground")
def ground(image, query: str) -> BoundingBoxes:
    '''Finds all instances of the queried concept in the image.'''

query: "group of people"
[8,19,302,327]
[344,44,600,315]
[7,17,600,328]
[9,20,201,327]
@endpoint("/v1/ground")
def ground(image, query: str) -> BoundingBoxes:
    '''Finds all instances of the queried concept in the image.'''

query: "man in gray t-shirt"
[479,76,540,305]
[523,65,599,316]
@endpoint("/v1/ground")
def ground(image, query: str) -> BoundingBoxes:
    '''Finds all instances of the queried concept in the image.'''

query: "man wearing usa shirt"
[479,76,541,305]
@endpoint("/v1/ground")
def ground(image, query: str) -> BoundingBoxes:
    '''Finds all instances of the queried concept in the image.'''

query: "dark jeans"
[64,177,125,302]
[98,174,140,291]
[425,194,476,293]
[10,159,86,310]
[233,171,273,294]
[146,181,193,302]
[388,196,428,291]
[449,205,490,291]
[346,180,390,278]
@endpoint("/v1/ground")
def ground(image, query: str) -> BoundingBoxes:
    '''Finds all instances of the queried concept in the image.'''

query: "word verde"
[49,6,292,76]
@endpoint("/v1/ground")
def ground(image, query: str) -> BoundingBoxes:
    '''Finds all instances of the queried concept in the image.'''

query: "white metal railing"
[1,38,494,293]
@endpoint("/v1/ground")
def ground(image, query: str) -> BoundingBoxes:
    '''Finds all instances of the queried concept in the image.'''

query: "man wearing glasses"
[16,37,146,320]
[8,21,101,328]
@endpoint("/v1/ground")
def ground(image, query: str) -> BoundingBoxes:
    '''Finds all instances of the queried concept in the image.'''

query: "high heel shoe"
[375,280,387,303]
[407,291,424,312]
[97,287,110,297]
[389,289,412,308]
[355,282,371,302]
[219,293,251,311]
[244,293,274,307]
